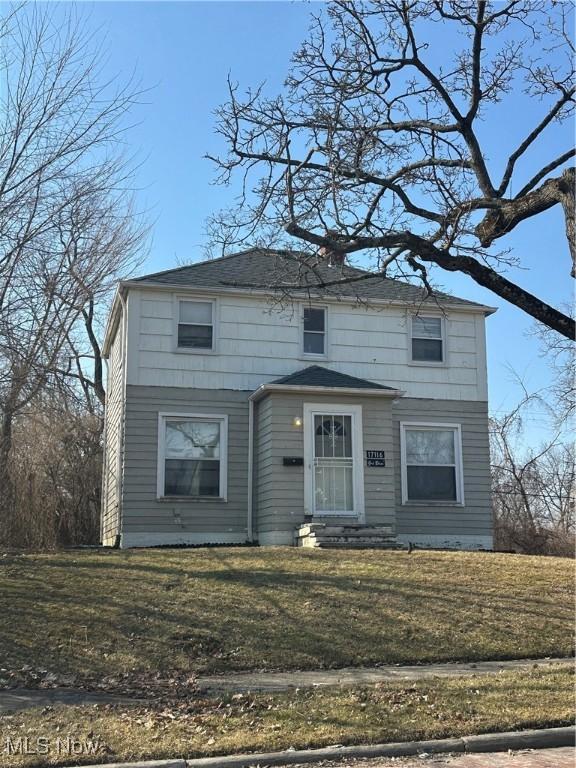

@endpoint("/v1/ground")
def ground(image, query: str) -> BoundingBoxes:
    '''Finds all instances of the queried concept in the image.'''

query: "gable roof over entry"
[272,365,396,391]
[250,365,404,401]
[127,247,494,310]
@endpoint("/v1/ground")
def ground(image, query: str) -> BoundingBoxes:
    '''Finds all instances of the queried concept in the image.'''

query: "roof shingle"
[131,248,485,308]
[270,365,396,391]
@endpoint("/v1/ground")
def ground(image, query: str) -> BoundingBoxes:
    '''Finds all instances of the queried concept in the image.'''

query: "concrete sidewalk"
[0,687,145,714]
[197,656,573,692]
[0,657,571,712]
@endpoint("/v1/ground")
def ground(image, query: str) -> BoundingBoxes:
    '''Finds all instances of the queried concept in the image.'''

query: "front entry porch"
[250,365,404,546]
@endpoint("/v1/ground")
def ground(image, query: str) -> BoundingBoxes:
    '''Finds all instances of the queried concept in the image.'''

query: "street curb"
[183,727,575,767]
[78,762,186,768]
[186,738,466,766]
[461,726,575,753]
[76,726,575,768]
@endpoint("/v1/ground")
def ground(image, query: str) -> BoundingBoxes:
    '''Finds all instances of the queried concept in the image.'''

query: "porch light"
[293,416,303,428]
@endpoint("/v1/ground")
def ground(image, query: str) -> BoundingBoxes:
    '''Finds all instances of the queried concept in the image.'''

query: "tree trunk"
[83,300,106,407]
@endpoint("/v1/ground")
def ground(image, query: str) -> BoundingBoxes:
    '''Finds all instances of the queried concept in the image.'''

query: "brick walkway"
[431,747,575,766]
[291,747,575,768]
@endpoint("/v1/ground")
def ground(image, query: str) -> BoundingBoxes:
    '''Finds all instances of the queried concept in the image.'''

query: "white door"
[303,404,365,519]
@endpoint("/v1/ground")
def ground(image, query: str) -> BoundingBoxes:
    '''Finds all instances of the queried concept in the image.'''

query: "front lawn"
[0,548,572,689]
[0,665,573,767]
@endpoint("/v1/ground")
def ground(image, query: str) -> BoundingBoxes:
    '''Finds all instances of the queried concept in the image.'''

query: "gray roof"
[131,248,485,308]
[271,365,396,391]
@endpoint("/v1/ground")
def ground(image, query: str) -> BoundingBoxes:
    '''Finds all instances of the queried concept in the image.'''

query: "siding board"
[113,383,492,548]
[129,289,489,400]
[101,321,124,545]
[254,392,396,537]
[392,398,492,539]
[121,385,250,542]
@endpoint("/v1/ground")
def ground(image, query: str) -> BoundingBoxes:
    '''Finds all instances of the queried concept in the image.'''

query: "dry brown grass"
[0,547,572,689]
[0,665,573,767]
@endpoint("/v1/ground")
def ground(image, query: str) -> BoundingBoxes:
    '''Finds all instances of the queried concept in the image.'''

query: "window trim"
[157,412,228,501]
[300,304,329,360]
[409,314,446,366]
[400,421,464,506]
[173,296,218,354]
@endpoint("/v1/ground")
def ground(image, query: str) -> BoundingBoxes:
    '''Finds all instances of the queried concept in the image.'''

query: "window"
[411,316,443,362]
[303,307,326,355]
[177,300,213,349]
[158,414,228,499]
[400,423,463,503]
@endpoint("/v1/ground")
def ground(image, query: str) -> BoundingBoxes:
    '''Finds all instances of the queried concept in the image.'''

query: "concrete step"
[317,541,403,550]
[297,524,330,537]
[297,524,394,537]
[309,536,397,545]
[296,523,399,549]
[317,529,394,539]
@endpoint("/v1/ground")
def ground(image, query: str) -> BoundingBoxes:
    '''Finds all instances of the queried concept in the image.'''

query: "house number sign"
[366,450,385,467]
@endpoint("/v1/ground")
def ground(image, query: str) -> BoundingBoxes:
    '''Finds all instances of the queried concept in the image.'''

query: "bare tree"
[491,395,575,556]
[9,395,103,549]
[208,0,575,339]
[0,6,146,542]
[52,181,147,413]
[531,313,575,428]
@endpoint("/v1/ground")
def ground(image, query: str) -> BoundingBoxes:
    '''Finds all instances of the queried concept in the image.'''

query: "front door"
[303,403,365,520]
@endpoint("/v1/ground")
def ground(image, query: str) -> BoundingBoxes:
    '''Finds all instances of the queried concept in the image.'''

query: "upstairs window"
[411,316,443,362]
[177,300,213,349]
[401,423,463,503]
[303,307,326,355]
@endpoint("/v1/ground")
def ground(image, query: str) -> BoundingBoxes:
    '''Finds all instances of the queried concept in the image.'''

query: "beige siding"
[128,289,488,401]
[254,392,396,540]
[101,321,124,546]
[113,384,492,549]
[392,398,492,542]
[120,385,250,546]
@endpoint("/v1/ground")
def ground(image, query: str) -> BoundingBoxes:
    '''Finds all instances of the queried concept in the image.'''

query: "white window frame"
[157,412,228,500]
[400,421,464,505]
[409,314,446,366]
[301,304,329,359]
[173,296,218,354]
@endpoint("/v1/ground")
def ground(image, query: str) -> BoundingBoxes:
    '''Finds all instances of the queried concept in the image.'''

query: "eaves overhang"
[249,383,406,402]
[102,284,128,358]
[117,279,498,316]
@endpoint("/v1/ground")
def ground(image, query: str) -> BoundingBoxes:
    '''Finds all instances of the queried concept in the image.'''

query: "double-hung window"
[303,307,326,356]
[401,423,463,503]
[177,300,214,350]
[158,414,228,499]
[411,316,444,362]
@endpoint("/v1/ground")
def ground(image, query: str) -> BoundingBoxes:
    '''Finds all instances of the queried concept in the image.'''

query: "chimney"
[318,244,346,267]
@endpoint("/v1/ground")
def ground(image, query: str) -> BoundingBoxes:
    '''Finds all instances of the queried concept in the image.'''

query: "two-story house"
[101,248,496,550]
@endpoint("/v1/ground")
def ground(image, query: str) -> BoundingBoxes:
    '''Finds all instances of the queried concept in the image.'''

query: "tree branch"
[285,222,575,339]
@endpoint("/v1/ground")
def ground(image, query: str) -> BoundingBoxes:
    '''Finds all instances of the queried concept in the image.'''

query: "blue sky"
[36,2,575,441]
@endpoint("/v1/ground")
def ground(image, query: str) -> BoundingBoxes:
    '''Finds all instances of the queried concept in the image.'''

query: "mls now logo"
[3,736,102,756]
